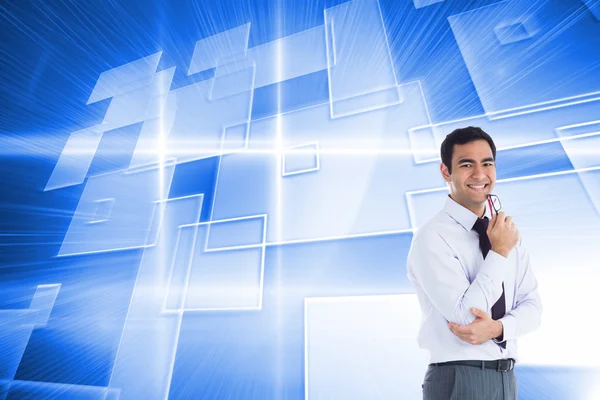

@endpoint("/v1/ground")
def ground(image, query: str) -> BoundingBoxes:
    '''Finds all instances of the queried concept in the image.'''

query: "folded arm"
[407,231,508,327]
[496,237,543,342]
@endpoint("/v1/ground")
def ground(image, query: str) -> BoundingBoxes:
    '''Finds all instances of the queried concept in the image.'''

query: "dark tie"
[472,217,506,349]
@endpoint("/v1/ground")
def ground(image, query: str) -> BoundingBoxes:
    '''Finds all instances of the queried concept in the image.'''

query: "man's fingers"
[471,307,484,318]
[496,211,506,225]
[450,324,471,334]
[448,324,479,344]
[488,213,497,230]
[471,307,490,319]
[488,211,505,231]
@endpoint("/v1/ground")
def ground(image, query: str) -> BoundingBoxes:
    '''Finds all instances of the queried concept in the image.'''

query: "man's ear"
[440,162,451,183]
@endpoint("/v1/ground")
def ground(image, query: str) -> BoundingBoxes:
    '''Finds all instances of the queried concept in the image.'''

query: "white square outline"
[162,213,267,313]
[57,159,177,257]
[303,294,423,400]
[282,141,320,177]
[88,198,115,224]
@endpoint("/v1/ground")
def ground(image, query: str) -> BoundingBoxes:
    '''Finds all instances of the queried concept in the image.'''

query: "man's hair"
[440,126,496,174]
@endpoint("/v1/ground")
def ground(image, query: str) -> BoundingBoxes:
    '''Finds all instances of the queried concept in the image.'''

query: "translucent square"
[283,142,319,176]
[494,20,538,45]
[222,123,248,152]
[89,199,115,224]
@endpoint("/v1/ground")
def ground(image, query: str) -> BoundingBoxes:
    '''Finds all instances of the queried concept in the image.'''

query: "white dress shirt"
[407,196,542,363]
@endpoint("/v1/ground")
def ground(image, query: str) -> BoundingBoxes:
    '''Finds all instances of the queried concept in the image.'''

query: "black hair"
[440,126,496,174]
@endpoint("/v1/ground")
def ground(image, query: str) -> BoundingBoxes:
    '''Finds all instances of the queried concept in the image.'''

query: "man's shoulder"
[412,210,456,243]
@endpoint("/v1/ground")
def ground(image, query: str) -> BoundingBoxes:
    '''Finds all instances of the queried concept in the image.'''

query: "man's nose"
[471,165,486,179]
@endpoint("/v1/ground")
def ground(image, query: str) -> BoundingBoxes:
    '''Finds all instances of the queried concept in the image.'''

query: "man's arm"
[407,230,507,327]
[496,236,543,342]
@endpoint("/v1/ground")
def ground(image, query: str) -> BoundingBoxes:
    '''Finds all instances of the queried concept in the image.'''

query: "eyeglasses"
[486,194,502,216]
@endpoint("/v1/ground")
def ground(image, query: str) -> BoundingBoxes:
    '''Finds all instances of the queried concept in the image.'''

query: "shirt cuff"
[479,250,508,286]
[497,314,516,342]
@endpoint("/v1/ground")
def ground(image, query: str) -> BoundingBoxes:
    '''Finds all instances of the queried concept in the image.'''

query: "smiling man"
[407,126,542,400]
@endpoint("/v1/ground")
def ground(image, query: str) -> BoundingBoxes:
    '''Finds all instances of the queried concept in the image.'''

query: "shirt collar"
[443,195,491,232]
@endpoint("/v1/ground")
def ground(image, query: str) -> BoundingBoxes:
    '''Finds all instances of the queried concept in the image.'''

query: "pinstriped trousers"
[422,364,518,400]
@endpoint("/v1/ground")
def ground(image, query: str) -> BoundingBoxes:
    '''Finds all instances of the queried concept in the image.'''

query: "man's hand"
[487,211,519,258]
[448,307,503,345]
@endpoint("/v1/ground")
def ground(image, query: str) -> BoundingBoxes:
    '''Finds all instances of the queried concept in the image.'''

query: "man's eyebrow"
[457,157,495,164]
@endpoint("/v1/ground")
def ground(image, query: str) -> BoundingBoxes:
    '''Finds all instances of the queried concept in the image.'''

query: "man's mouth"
[467,183,489,192]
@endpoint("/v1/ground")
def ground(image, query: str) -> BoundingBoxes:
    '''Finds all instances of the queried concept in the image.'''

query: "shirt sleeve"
[407,230,508,326]
[497,236,543,341]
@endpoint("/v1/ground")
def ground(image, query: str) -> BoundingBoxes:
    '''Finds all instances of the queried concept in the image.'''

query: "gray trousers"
[422,364,518,400]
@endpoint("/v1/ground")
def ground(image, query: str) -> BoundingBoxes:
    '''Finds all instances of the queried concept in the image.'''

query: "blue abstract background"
[1,0,600,399]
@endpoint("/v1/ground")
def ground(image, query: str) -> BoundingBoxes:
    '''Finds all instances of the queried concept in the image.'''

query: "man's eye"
[461,164,471,168]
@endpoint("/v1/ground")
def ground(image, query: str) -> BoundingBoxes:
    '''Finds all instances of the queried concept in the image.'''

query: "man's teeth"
[468,184,487,189]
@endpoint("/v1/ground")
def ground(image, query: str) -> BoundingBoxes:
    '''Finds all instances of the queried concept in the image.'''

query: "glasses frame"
[487,194,502,216]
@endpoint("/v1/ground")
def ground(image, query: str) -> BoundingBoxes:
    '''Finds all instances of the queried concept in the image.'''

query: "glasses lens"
[491,195,502,212]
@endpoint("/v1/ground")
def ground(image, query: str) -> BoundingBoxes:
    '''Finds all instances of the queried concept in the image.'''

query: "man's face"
[440,139,496,215]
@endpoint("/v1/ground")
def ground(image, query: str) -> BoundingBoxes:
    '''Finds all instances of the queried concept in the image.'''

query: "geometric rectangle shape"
[494,142,574,180]
[241,25,328,89]
[222,123,249,152]
[406,187,448,231]
[89,199,115,224]
[283,142,319,176]
[102,88,155,128]
[27,284,61,327]
[211,65,255,101]
[44,125,104,191]
[188,23,250,75]
[164,224,199,311]
[162,78,253,163]
[181,222,264,311]
[161,213,267,313]
[205,215,266,250]
[559,132,600,169]
[58,162,176,256]
[102,67,175,130]
[408,125,439,164]
[413,0,445,9]
[108,194,203,400]
[88,52,162,104]
[184,244,263,311]
[0,284,60,382]
[0,325,34,381]
[88,123,143,177]
[167,157,219,223]
[5,380,121,400]
[325,0,400,119]
[0,285,60,328]
[305,294,429,400]
[212,81,441,243]
[448,1,600,114]
[128,115,177,169]
[330,85,402,119]
[213,52,254,77]
[493,20,538,45]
